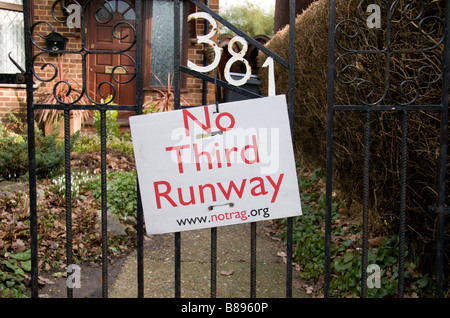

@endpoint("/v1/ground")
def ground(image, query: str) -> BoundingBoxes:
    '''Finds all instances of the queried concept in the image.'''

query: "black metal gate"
[24,0,144,298]
[325,0,449,298]
[23,0,447,299]
[24,0,296,298]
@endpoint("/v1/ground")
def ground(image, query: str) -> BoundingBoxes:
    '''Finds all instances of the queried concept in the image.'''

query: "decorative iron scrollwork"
[30,0,137,107]
[334,0,445,106]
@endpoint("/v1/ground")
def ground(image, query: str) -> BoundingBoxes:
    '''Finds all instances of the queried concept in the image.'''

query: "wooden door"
[88,0,136,121]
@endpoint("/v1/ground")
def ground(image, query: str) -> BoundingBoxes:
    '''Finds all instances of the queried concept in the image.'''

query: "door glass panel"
[95,0,135,22]
[150,0,182,87]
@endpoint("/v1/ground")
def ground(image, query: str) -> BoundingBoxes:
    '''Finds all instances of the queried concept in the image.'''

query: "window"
[0,0,25,83]
[95,0,136,22]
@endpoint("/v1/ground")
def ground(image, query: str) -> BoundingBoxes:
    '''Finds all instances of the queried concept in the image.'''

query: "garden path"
[109,221,309,298]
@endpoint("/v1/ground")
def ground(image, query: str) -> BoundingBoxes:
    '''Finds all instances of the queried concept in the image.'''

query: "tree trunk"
[274,0,317,33]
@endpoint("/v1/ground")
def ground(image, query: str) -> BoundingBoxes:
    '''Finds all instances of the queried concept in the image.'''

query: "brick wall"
[0,87,27,123]
[0,0,220,125]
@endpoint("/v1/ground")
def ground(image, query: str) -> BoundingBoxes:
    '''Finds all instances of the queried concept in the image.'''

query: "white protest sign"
[130,95,302,235]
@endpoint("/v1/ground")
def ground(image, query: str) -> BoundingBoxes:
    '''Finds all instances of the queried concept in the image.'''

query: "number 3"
[187,12,222,73]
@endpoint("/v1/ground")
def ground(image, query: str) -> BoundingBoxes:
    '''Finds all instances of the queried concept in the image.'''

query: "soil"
[70,149,136,173]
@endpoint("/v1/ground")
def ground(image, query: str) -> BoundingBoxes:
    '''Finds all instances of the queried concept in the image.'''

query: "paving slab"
[109,221,309,298]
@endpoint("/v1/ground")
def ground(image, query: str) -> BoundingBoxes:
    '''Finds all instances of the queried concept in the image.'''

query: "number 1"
[262,57,275,96]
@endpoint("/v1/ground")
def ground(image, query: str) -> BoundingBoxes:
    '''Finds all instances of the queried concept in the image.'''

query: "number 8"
[224,36,252,87]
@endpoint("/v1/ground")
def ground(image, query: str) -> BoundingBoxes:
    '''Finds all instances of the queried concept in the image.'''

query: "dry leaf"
[220,270,235,276]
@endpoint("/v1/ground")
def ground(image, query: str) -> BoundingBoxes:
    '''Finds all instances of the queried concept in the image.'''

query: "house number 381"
[187,12,275,93]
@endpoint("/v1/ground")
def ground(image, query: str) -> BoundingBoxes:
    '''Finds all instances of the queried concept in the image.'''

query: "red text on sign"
[182,106,235,137]
[152,174,284,209]
[165,135,260,174]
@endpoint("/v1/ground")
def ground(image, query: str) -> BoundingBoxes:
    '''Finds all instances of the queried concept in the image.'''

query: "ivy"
[278,163,435,297]
[0,249,31,298]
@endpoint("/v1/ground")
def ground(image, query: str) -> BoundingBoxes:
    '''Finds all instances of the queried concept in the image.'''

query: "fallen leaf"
[220,270,235,276]
[52,271,66,278]
[38,276,54,285]
[11,239,26,253]
[277,251,287,264]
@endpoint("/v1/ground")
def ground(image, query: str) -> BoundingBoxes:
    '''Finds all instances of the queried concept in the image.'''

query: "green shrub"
[0,120,64,181]
[93,110,120,139]
[71,130,134,157]
[71,131,100,153]
[93,95,120,139]
[108,135,134,157]
[35,128,65,179]
[0,130,27,180]
[89,170,137,218]
[72,99,134,156]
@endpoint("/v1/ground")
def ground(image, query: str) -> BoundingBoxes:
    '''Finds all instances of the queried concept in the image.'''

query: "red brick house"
[0,0,220,129]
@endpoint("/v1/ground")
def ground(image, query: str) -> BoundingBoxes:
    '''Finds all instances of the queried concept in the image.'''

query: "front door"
[87,0,136,122]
